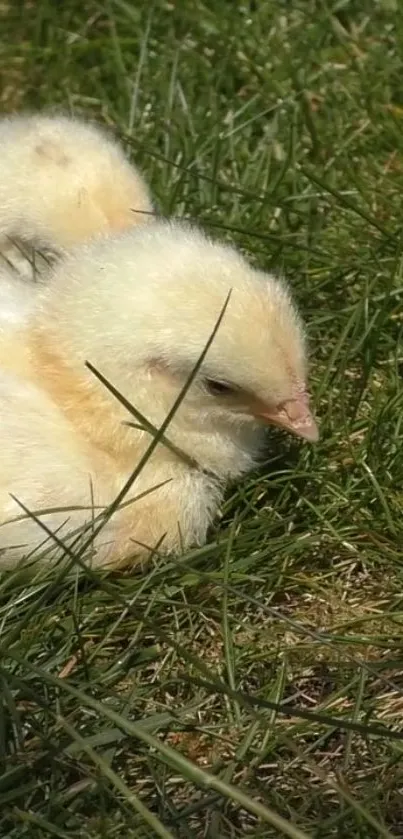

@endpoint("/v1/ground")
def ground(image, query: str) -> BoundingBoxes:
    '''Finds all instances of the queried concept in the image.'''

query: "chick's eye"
[204,378,237,397]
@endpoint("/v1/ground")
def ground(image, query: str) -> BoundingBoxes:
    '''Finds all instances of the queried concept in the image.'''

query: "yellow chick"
[0,112,153,251]
[0,112,153,328]
[0,222,318,567]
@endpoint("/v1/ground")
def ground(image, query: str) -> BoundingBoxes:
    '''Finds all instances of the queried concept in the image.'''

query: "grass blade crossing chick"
[0,222,318,567]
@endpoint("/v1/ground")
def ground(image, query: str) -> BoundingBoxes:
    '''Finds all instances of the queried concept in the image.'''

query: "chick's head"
[38,222,318,471]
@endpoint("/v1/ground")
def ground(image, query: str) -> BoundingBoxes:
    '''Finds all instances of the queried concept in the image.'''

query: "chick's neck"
[28,328,170,469]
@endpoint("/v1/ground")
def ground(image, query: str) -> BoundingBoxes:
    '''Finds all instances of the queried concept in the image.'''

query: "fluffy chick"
[0,112,153,252]
[0,222,318,567]
[0,114,152,293]
[0,112,153,327]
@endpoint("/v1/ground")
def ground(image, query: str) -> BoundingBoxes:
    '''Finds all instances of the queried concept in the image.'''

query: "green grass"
[1,0,403,835]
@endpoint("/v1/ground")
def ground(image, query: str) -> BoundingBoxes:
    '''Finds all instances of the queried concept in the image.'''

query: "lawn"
[1,0,403,836]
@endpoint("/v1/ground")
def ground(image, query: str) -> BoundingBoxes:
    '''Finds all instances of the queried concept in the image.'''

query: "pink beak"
[253,392,319,442]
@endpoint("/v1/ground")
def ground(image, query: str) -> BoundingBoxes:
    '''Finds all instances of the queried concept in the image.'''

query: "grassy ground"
[1,0,403,836]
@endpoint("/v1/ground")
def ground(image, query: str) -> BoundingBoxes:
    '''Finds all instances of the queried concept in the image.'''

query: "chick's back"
[0,113,153,249]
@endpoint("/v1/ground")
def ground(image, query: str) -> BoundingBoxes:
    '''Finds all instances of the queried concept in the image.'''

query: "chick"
[0,112,153,287]
[0,222,318,567]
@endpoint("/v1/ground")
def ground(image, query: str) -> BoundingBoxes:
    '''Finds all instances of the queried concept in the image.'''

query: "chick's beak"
[252,393,319,442]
